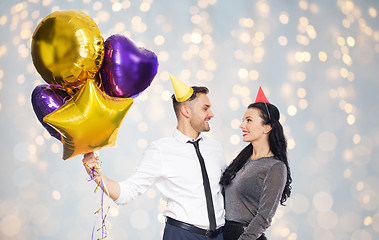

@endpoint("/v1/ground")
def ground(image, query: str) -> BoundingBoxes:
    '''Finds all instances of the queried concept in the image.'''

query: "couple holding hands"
[83,74,292,240]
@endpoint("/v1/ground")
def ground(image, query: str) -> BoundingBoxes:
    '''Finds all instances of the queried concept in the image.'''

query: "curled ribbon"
[85,154,110,240]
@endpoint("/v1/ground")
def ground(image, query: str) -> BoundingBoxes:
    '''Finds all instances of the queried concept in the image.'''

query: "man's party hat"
[169,73,194,102]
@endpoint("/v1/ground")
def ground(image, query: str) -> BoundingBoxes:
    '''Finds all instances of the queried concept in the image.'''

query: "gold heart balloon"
[43,79,133,160]
[31,10,104,95]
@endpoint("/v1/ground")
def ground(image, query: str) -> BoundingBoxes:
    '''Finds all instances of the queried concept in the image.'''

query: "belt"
[166,217,223,238]
[225,220,248,227]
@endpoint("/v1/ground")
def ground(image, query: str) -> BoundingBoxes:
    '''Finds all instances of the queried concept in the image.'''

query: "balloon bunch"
[30,10,159,239]
[31,10,159,160]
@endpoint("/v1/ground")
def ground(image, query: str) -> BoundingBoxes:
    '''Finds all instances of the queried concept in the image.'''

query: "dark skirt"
[223,220,267,240]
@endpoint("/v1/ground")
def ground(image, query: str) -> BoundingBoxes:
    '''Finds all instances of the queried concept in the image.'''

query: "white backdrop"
[0,0,379,239]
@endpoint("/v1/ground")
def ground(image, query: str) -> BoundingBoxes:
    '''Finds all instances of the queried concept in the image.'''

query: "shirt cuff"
[113,181,127,205]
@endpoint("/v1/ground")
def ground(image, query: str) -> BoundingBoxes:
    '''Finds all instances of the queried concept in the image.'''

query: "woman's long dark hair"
[220,102,292,205]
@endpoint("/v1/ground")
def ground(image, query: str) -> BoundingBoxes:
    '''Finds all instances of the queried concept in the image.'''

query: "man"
[82,74,226,239]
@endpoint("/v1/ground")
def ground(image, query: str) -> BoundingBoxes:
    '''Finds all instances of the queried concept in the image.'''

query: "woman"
[220,88,292,240]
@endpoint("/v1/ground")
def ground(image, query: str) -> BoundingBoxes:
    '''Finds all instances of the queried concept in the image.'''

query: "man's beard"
[191,118,211,133]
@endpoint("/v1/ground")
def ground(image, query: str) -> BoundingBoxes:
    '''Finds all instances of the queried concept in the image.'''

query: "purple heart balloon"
[100,34,159,98]
[31,84,70,140]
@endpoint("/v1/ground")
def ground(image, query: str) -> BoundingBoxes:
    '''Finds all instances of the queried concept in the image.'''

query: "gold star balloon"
[44,79,133,160]
[31,10,104,95]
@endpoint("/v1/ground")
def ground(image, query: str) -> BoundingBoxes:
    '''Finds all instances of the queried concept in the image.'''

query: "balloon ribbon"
[85,156,110,240]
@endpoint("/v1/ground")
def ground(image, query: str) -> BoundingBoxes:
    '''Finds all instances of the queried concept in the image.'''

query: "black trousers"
[223,220,267,240]
[163,221,224,240]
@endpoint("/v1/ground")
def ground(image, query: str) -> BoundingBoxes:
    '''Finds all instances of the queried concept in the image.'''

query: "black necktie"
[188,139,216,231]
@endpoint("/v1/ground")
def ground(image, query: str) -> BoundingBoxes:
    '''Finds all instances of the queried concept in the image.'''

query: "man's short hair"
[171,86,209,118]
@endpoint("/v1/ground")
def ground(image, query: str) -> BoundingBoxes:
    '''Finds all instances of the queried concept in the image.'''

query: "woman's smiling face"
[240,107,270,143]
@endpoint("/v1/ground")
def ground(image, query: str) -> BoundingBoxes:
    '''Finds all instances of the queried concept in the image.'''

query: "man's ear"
[179,104,191,118]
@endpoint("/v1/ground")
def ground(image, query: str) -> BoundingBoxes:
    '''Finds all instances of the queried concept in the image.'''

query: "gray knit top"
[224,156,287,240]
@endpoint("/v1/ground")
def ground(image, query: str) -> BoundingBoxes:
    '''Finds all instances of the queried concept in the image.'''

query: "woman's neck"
[250,140,273,160]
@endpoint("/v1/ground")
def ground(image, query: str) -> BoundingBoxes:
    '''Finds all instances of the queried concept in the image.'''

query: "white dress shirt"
[115,128,227,229]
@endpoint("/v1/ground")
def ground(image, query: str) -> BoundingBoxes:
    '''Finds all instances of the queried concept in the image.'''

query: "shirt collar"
[173,128,203,143]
